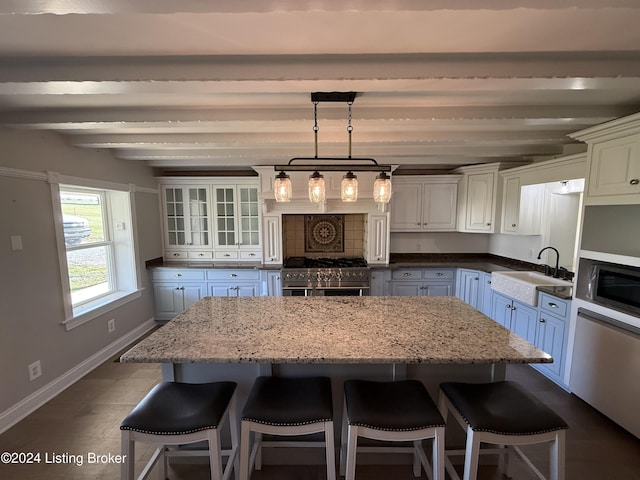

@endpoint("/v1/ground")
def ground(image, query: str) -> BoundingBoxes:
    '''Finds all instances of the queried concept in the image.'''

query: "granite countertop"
[121,296,552,365]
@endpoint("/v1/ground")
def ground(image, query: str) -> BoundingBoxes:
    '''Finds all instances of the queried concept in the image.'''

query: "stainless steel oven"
[281,257,371,297]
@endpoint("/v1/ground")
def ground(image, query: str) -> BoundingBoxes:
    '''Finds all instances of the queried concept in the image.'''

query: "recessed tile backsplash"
[283,214,365,258]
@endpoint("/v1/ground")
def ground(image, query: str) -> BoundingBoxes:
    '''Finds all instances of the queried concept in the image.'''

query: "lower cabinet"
[491,290,570,388]
[390,268,455,296]
[490,292,538,341]
[151,268,263,320]
[456,269,494,316]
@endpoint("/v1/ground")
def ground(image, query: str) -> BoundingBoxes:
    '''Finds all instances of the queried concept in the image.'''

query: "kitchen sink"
[491,271,572,306]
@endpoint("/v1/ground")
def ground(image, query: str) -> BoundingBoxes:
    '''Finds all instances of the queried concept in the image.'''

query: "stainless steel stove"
[282,257,371,296]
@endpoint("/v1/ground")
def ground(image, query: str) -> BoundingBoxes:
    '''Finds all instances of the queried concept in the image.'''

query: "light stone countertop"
[121,296,552,365]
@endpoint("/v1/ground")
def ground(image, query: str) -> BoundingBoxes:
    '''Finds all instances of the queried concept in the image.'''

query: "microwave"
[583,260,640,317]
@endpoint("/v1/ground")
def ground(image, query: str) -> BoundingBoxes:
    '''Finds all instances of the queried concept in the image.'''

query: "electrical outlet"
[108,319,115,333]
[28,360,42,381]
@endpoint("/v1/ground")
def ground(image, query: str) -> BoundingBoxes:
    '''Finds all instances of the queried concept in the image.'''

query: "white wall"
[0,128,162,426]
[488,234,543,263]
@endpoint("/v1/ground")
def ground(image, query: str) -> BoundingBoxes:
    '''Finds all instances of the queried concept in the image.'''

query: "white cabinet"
[159,178,262,263]
[151,269,206,321]
[454,164,509,233]
[390,268,455,296]
[161,185,212,259]
[569,112,640,205]
[390,176,460,232]
[500,177,544,235]
[213,184,261,260]
[587,136,640,200]
[366,214,389,265]
[207,269,262,297]
[262,215,282,265]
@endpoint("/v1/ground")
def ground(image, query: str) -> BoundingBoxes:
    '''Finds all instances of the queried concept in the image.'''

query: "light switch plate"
[10,235,23,251]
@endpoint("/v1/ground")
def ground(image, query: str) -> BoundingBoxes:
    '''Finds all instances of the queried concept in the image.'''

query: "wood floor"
[1,348,639,480]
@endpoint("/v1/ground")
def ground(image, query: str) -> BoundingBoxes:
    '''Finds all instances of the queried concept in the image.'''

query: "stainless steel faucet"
[537,246,560,278]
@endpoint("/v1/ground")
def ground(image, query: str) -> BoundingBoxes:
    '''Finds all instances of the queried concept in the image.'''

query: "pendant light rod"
[274,157,391,172]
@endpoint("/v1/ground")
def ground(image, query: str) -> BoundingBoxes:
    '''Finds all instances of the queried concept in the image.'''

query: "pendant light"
[273,92,392,204]
[308,171,325,203]
[273,171,292,202]
[341,171,358,202]
[373,171,392,203]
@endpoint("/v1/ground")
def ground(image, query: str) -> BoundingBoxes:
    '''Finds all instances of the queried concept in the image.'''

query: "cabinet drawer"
[392,269,422,280]
[240,250,261,260]
[152,269,206,281]
[538,293,569,319]
[188,251,213,259]
[215,251,239,260]
[206,269,260,281]
[165,251,188,260]
[423,269,455,280]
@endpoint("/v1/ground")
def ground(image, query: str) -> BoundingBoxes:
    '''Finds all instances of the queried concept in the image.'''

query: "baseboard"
[0,318,157,435]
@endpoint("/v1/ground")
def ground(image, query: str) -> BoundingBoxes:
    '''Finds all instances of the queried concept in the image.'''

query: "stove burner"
[284,256,368,268]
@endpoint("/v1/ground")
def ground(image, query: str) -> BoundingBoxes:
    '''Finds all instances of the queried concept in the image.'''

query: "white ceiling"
[1,0,640,172]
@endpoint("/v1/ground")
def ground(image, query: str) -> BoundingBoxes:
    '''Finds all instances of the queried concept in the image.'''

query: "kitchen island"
[121,296,551,464]
[122,295,550,399]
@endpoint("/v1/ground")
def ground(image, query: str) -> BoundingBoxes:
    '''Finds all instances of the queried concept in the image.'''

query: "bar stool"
[239,376,335,480]
[439,381,568,480]
[120,381,238,480]
[340,379,446,480]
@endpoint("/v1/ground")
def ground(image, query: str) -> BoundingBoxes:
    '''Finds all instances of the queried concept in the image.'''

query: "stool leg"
[345,425,359,480]
[207,429,224,480]
[462,428,480,480]
[412,440,421,477]
[254,432,263,470]
[551,430,566,480]
[434,427,445,480]
[239,422,251,480]
[227,395,240,480]
[121,430,134,480]
[339,400,348,476]
[324,421,336,480]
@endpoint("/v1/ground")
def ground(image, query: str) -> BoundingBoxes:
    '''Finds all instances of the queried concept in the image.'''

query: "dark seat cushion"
[120,381,236,435]
[345,379,445,431]
[242,376,333,426]
[440,381,568,435]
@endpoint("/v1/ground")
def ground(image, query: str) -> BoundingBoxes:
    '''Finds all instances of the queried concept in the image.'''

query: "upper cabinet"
[500,176,545,235]
[454,163,512,233]
[159,178,262,262]
[390,176,461,232]
[161,184,213,260]
[570,112,640,205]
[212,184,261,261]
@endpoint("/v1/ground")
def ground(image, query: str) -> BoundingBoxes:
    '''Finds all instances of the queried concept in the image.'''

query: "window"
[52,177,141,329]
[61,187,114,306]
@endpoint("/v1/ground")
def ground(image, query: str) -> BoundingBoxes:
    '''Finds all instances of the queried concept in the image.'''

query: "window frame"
[50,173,142,330]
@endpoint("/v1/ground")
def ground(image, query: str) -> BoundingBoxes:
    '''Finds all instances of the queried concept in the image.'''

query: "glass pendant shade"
[273,172,292,202]
[308,171,326,203]
[341,171,358,202]
[373,172,392,203]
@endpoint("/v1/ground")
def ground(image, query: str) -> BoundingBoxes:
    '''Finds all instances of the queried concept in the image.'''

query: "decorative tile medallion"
[305,215,344,252]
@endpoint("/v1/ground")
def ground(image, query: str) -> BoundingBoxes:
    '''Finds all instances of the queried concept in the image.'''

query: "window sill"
[63,289,143,331]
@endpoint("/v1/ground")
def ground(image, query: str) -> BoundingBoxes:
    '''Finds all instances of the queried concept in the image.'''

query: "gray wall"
[0,128,162,415]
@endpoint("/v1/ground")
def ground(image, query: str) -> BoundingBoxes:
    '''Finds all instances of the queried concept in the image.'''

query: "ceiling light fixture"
[273,92,392,204]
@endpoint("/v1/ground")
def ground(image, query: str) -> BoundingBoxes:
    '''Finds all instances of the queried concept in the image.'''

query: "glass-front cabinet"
[162,185,212,260]
[213,185,261,261]
[159,178,261,262]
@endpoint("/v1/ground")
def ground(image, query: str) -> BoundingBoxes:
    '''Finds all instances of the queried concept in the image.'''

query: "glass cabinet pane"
[238,187,260,246]
[214,187,236,246]
[164,186,210,247]
[165,187,187,246]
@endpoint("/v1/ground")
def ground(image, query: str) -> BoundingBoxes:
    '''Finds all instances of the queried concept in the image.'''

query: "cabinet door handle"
[548,302,558,308]
[436,272,443,277]
[224,254,231,257]
[403,272,412,277]
[630,178,639,185]
[539,318,546,323]
[249,253,256,257]
[511,223,517,227]
[230,273,238,277]
[487,280,492,284]
[474,277,479,281]
[173,253,180,257]
[486,223,491,226]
